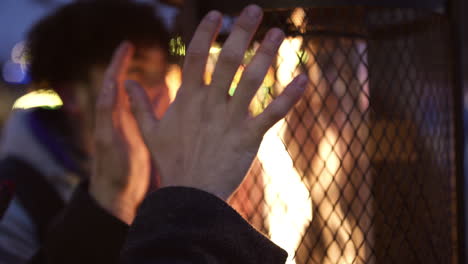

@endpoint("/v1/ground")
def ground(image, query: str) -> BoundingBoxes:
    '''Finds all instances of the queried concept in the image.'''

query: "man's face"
[126,47,170,119]
[61,46,170,154]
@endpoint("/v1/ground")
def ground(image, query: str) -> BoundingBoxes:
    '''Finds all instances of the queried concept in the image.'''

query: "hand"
[90,43,151,224]
[126,5,307,201]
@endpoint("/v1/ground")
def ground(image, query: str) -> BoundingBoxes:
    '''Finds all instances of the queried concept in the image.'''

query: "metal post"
[449,0,467,263]
[183,0,446,16]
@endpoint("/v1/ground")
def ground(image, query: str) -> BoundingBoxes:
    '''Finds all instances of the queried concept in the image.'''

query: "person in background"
[0,1,170,262]
[1,1,307,263]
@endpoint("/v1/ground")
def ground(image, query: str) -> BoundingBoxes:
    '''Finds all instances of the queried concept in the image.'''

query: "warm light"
[209,46,222,54]
[167,33,371,263]
[259,120,312,264]
[2,61,28,84]
[229,66,245,96]
[249,67,275,116]
[169,36,186,56]
[11,41,28,70]
[264,34,369,263]
[12,90,63,110]
[277,37,303,88]
[291,8,307,33]
[312,130,358,264]
[255,36,312,264]
[319,130,340,176]
[169,38,220,57]
[165,64,182,102]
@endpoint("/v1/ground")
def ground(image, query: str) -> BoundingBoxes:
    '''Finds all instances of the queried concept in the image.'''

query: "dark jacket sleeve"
[121,187,288,264]
[44,183,129,264]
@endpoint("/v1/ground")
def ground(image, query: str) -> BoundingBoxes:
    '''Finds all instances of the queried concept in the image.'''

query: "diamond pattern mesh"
[175,6,457,264]
[228,7,456,264]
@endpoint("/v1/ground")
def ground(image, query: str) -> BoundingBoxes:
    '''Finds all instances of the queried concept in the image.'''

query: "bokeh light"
[2,60,28,84]
[12,89,63,110]
[2,41,30,84]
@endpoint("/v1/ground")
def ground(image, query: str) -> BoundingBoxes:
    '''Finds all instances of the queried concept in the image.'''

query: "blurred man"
[0,1,308,263]
[0,1,170,262]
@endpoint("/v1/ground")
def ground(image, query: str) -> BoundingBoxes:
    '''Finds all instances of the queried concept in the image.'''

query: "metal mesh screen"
[221,7,457,264]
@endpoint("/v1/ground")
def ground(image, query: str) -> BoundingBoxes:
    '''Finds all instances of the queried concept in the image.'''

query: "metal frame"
[190,0,446,15]
[254,0,445,10]
[173,0,465,263]
[449,0,467,263]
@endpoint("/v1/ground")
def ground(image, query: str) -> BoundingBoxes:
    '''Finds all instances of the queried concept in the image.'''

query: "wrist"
[89,184,137,225]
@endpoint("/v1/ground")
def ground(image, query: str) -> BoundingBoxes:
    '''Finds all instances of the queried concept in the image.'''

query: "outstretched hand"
[90,44,151,224]
[126,5,307,200]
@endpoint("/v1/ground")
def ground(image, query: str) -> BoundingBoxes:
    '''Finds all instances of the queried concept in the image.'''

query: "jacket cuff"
[122,187,287,264]
[45,182,129,264]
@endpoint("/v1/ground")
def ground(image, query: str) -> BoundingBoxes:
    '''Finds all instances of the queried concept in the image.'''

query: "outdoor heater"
[166,0,464,263]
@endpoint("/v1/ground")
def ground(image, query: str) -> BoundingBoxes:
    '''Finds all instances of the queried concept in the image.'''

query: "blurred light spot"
[203,44,222,85]
[291,8,307,33]
[11,42,27,64]
[277,37,303,88]
[2,60,29,84]
[259,120,312,264]
[169,37,186,56]
[264,67,276,88]
[209,46,222,54]
[228,66,245,96]
[12,90,63,110]
[165,64,181,102]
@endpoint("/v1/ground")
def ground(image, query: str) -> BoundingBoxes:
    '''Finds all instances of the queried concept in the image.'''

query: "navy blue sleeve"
[44,183,129,264]
[121,187,287,264]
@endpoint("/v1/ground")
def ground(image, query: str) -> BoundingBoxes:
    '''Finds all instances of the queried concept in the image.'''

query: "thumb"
[125,80,159,138]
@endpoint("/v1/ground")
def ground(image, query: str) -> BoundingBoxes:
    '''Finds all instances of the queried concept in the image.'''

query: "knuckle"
[234,19,255,35]
[242,71,262,86]
[220,50,244,65]
[185,49,206,61]
[198,19,217,34]
[257,43,277,58]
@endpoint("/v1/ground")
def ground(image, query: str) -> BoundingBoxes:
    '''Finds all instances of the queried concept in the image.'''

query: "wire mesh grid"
[219,7,457,264]
[169,5,456,264]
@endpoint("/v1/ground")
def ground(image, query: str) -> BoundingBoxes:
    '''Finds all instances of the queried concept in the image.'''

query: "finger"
[104,42,135,83]
[182,10,222,90]
[95,43,134,149]
[125,80,159,140]
[251,74,308,135]
[209,5,263,102]
[104,41,135,107]
[230,28,285,116]
[95,79,118,147]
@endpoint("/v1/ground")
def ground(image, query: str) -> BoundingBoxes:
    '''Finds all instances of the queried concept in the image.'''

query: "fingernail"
[297,74,308,88]
[268,28,285,44]
[245,5,262,18]
[207,10,221,22]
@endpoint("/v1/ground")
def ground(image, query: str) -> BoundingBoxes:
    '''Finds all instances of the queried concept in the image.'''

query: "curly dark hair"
[27,0,170,88]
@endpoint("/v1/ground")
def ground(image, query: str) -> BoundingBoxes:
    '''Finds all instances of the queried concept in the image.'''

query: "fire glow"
[258,119,312,264]
[165,14,371,261]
